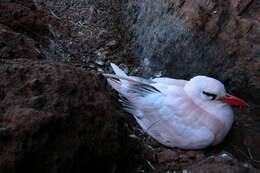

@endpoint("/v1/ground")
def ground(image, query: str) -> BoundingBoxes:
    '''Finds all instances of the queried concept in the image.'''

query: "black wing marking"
[104,74,161,119]
[125,81,160,97]
[104,73,161,97]
[119,95,144,120]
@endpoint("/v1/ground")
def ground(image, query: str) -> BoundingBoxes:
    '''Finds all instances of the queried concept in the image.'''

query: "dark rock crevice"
[0,59,134,173]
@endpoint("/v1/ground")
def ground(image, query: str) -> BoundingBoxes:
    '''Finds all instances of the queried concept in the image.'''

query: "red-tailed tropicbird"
[104,63,249,149]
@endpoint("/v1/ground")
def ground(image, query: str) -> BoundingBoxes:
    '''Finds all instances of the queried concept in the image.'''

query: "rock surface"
[0,0,260,173]
[0,1,52,46]
[123,0,260,104]
[33,0,137,67]
[0,1,138,173]
[187,152,259,173]
[0,0,69,61]
[0,59,130,173]
[0,23,43,60]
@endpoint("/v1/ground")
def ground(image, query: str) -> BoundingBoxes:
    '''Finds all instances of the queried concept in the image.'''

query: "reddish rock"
[0,0,69,46]
[123,0,260,103]
[0,24,43,60]
[157,149,178,163]
[0,59,131,173]
[0,0,71,61]
[230,0,253,15]
[187,153,258,173]
[0,1,51,46]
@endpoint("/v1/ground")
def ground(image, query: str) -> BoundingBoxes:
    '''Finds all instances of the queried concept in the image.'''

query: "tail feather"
[104,63,161,118]
[111,63,127,77]
[104,73,160,96]
[106,77,122,93]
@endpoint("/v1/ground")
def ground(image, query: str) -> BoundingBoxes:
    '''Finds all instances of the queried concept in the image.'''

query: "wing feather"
[152,77,187,87]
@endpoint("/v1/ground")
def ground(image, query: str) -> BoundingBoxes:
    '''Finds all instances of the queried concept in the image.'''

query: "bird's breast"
[166,96,233,146]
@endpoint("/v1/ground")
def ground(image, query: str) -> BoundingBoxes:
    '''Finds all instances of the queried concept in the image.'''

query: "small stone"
[157,149,178,163]
[78,31,84,36]
[218,152,233,160]
[106,40,118,48]
[182,170,189,173]
[154,71,162,78]
[95,60,104,66]
[97,68,104,72]
[89,63,95,68]
[243,163,250,168]
[129,134,138,139]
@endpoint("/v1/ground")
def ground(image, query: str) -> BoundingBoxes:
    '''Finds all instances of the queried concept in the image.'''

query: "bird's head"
[184,76,249,107]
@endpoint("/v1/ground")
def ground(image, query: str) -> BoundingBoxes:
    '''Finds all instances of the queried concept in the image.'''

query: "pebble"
[95,60,105,66]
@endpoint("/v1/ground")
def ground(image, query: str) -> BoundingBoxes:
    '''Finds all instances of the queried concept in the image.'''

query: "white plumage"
[104,63,248,149]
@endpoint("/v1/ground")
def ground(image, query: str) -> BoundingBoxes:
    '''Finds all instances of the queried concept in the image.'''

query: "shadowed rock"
[187,152,258,173]
[0,59,131,173]
[0,0,71,61]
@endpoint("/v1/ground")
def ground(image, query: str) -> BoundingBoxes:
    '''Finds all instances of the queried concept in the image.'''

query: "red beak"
[217,94,249,107]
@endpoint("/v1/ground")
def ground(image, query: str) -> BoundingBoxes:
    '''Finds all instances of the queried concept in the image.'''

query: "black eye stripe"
[203,91,217,100]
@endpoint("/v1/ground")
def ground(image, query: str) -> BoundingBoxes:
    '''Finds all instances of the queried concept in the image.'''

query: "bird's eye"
[202,91,217,100]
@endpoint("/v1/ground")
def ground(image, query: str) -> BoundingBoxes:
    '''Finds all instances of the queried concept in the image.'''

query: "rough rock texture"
[0,23,43,60]
[0,0,260,172]
[123,0,260,104]
[129,132,260,173]
[0,1,139,173]
[187,153,259,173]
[0,1,52,46]
[0,59,131,173]
[33,0,137,68]
[0,0,69,61]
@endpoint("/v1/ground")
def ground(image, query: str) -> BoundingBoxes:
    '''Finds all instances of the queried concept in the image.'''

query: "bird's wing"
[152,77,187,87]
[109,63,187,86]
[103,74,160,95]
